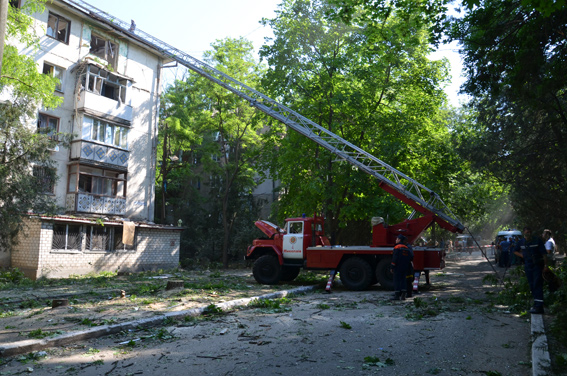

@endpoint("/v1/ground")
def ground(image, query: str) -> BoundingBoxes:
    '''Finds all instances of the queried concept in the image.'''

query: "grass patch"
[248,297,292,313]
[26,328,62,339]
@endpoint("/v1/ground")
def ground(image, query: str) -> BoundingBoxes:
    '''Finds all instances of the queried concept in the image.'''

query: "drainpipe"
[149,58,162,222]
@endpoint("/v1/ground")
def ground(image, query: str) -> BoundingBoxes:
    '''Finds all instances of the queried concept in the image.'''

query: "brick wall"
[13,218,181,279]
[11,218,43,279]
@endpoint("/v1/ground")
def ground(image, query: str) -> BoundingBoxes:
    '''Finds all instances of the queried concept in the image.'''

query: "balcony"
[78,90,132,123]
[70,140,129,169]
[66,193,126,215]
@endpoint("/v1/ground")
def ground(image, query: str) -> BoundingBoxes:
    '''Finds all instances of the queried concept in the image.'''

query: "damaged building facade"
[2,0,182,279]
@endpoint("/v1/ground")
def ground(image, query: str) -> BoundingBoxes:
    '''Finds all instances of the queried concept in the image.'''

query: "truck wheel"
[376,257,394,290]
[252,255,282,285]
[280,266,301,282]
[339,257,372,291]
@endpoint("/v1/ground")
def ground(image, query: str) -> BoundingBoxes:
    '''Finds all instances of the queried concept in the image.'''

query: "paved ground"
[0,251,534,376]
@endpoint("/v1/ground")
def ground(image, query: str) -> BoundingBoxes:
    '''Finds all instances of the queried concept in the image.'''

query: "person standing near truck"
[499,237,512,267]
[390,234,413,300]
[542,229,556,266]
[513,227,548,314]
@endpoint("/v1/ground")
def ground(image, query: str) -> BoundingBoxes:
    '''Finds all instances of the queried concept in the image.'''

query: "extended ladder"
[60,0,464,232]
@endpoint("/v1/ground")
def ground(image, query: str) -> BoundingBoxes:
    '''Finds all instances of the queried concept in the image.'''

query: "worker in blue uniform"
[390,234,413,300]
[513,227,548,314]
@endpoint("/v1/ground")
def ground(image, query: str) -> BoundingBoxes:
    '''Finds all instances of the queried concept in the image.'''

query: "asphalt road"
[0,252,532,376]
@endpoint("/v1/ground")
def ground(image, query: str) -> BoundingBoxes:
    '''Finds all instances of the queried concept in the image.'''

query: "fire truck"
[246,211,462,291]
[71,1,465,290]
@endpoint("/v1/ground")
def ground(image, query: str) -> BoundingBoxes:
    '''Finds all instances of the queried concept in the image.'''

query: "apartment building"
[2,0,182,279]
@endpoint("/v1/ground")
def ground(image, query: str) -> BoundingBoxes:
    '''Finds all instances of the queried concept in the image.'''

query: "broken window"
[89,34,118,69]
[46,12,70,44]
[42,62,64,91]
[82,65,128,102]
[37,113,59,139]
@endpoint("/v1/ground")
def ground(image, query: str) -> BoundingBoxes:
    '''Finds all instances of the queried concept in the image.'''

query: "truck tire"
[252,255,282,285]
[339,257,373,291]
[376,257,394,290]
[280,266,301,282]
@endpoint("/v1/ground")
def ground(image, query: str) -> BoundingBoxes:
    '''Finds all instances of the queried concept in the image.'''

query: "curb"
[0,285,319,358]
[531,314,552,376]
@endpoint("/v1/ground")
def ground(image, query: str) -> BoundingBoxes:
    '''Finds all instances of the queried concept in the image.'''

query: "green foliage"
[27,328,55,339]
[204,303,224,315]
[2,1,63,108]
[157,38,265,266]
[84,348,100,356]
[1,0,70,252]
[449,1,567,246]
[362,355,394,368]
[547,261,567,345]
[0,268,28,285]
[339,321,352,329]
[248,297,292,313]
[258,0,478,243]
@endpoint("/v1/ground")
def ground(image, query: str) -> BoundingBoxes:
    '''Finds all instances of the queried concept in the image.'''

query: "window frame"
[86,116,129,149]
[50,224,135,253]
[89,34,118,69]
[46,12,70,44]
[33,165,56,194]
[82,65,128,103]
[42,61,64,92]
[51,223,83,251]
[67,164,127,199]
[37,113,59,140]
[85,225,136,252]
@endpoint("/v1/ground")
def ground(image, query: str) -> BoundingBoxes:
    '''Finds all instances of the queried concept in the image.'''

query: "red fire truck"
[246,208,462,291]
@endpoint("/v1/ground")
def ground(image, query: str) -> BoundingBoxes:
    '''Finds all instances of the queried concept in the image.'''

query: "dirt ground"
[0,252,535,375]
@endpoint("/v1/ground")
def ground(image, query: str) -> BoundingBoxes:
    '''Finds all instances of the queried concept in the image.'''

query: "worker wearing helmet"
[390,234,414,300]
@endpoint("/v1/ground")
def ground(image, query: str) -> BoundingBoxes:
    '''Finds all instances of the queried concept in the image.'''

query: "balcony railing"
[66,193,126,215]
[70,140,129,169]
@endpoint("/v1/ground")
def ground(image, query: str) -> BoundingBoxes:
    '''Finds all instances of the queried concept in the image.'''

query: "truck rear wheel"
[376,257,394,290]
[339,257,373,291]
[252,255,282,285]
[280,266,301,282]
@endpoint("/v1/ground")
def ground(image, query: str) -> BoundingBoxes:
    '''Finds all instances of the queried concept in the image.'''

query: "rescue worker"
[390,234,413,300]
[513,227,548,314]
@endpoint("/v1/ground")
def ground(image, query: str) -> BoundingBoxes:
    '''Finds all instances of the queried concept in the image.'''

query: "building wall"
[12,218,180,280]
[10,219,43,279]
[3,2,181,278]
[22,1,162,222]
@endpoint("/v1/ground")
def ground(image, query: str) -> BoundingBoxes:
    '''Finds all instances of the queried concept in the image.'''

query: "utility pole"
[0,0,9,74]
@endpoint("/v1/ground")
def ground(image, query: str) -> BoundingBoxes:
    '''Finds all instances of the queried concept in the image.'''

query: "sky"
[86,0,465,106]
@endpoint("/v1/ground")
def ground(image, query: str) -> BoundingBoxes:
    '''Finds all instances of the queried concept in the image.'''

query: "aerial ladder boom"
[62,0,464,235]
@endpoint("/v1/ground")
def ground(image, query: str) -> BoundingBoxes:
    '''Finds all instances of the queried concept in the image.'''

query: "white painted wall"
[9,1,164,222]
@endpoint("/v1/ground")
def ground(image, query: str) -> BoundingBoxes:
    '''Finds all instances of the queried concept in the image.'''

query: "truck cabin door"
[283,221,304,259]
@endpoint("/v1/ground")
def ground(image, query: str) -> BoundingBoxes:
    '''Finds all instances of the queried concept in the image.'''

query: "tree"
[158,38,265,267]
[449,1,567,246]
[0,0,63,251]
[259,0,465,244]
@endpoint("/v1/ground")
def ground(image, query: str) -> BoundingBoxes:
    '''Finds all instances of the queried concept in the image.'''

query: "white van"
[495,230,522,264]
